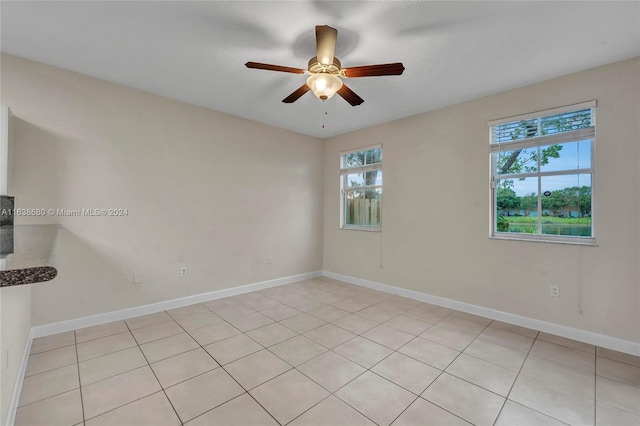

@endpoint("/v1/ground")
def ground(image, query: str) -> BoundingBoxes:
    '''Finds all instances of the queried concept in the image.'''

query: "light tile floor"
[16,278,640,426]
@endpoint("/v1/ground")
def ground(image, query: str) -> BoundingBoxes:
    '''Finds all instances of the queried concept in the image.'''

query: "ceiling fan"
[245,25,405,106]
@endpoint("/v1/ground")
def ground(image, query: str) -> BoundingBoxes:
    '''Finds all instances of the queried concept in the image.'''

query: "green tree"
[346,149,381,200]
[498,121,563,177]
[577,186,592,216]
[496,187,520,211]
[541,190,567,215]
[560,186,591,216]
[520,193,538,215]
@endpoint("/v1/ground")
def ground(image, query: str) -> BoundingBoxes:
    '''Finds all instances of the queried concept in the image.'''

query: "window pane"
[496,177,538,234]
[492,108,592,144]
[345,170,382,188]
[345,188,381,227]
[363,148,382,165]
[343,148,382,169]
[540,140,591,172]
[496,148,538,175]
[541,174,591,237]
[540,109,591,135]
[493,119,538,143]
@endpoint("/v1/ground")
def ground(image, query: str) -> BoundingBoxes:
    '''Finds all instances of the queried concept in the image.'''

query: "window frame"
[0,106,9,195]
[488,101,597,245]
[340,144,382,231]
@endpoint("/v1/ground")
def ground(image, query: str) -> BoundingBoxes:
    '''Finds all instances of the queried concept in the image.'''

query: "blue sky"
[498,140,591,196]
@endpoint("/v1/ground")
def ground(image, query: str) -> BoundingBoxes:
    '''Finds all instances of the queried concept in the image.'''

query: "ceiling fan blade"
[245,62,305,74]
[316,25,338,65]
[343,63,405,78]
[282,84,311,103]
[337,84,364,106]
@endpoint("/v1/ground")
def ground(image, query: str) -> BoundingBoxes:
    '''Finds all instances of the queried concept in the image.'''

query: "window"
[489,101,595,244]
[340,145,382,230]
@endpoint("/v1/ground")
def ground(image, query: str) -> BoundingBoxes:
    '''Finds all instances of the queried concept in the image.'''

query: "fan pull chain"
[322,110,328,129]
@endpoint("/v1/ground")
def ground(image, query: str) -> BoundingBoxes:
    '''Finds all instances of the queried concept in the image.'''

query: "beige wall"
[0,53,638,346]
[323,58,640,343]
[0,286,31,425]
[0,104,32,426]
[0,54,324,326]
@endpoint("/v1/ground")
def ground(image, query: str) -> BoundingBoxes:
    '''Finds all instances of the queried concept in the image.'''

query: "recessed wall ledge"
[0,224,61,286]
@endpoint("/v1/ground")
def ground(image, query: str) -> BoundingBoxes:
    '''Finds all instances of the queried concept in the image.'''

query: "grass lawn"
[505,216,591,225]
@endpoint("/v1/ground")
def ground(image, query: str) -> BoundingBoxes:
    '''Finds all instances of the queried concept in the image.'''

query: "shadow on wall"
[31,228,134,326]
[11,118,161,324]
[11,118,70,220]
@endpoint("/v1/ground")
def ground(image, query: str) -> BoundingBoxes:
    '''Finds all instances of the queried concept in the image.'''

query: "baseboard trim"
[5,328,33,426]
[32,270,322,338]
[323,270,640,356]
[29,268,640,355]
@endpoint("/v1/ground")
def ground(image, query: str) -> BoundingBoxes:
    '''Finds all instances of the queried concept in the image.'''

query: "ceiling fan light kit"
[245,25,405,106]
[307,73,343,100]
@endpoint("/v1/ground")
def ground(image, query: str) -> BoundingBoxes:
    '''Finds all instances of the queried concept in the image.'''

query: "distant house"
[554,206,589,218]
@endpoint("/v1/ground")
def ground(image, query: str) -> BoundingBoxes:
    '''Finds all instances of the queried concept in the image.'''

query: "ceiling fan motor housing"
[308,56,342,75]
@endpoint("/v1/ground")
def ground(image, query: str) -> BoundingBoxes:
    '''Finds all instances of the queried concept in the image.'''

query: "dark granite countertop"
[0,224,61,286]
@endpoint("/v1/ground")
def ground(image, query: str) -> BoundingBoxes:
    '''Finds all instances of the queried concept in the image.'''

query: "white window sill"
[490,234,597,246]
[341,226,382,232]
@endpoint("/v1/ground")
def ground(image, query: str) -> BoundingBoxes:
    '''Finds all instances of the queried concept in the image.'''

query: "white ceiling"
[1,1,639,138]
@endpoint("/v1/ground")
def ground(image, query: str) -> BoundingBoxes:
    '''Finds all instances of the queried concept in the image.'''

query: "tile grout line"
[124,319,184,426]
[272,299,450,424]
[241,285,398,424]
[137,310,265,423]
[491,329,539,426]
[432,313,511,425]
[220,282,576,418]
[22,354,77,379]
[27,342,76,357]
[62,321,187,423]
[420,317,554,425]
[340,307,556,425]
[76,330,139,362]
[172,284,355,424]
[593,343,597,426]
[270,299,389,424]
[21,312,286,421]
[16,342,82,411]
[73,331,86,425]
[82,390,172,424]
[493,331,579,426]
[282,302,475,425]
[167,304,284,426]
[396,311,495,425]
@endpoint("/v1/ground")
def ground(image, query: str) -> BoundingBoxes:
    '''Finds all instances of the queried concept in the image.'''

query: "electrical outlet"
[550,285,560,298]
[357,255,364,263]
[180,267,187,277]
[266,256,273,265]
[133,273,143,285]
